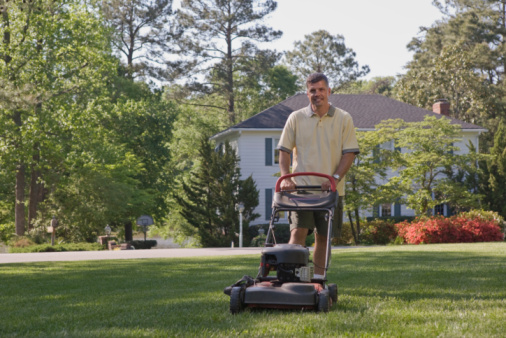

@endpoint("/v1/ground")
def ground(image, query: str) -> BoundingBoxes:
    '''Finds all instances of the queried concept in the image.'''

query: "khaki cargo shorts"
[288,196,343,237]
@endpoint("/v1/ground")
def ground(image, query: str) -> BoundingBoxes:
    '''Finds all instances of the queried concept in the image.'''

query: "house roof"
[212,93,486,138]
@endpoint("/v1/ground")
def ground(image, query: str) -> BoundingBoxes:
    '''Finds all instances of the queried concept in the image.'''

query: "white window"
[381,203,392,217]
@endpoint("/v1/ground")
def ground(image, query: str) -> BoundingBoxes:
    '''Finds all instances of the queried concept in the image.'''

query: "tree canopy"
[102,0,179,82]
[172,0,282,125]
[284,30,370,90]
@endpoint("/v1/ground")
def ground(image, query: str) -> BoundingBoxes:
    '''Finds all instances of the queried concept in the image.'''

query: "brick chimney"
[433,99,450,116]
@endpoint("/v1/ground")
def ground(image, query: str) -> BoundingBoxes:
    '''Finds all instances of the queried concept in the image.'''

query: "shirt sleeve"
[342,114,360,155]
[277,113,295,153]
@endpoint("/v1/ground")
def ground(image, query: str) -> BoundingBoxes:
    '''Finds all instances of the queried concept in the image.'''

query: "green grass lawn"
[1,243,505,337]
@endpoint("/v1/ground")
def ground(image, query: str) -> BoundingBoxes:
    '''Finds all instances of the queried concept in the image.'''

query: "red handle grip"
[275,172,336,192]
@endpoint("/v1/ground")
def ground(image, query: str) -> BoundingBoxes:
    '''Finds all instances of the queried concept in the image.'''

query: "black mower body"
[225,173,339,313]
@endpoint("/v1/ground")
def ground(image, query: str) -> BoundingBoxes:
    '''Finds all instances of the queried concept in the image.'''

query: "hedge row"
[396,216,504,244]
[9,242,104,253]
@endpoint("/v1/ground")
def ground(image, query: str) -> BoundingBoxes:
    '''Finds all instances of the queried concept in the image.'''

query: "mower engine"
[259,244,313,283]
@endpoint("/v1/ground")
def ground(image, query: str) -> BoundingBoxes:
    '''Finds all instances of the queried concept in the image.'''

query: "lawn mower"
[224,172,338,313]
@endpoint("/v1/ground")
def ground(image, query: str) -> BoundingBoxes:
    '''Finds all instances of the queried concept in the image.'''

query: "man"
[277,73,359,279]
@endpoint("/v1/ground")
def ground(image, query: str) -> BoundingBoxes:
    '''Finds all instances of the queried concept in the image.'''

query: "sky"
[260,0,445,80]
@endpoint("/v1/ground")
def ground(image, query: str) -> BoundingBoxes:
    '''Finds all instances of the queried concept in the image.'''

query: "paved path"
[0,246,355,264]
[0,247,266,264]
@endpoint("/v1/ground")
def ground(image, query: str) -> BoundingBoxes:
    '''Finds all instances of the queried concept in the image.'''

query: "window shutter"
[373,145,380,163]
[265,189,273,220]
[373,205,380,218]
[394,203,401,217]
[265,138,272,166]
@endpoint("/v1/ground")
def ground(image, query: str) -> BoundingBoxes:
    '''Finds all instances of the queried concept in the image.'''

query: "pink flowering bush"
[395,215,504,244]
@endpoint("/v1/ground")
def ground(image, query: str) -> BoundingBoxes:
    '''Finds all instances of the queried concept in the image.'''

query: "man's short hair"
[306,73,329,88]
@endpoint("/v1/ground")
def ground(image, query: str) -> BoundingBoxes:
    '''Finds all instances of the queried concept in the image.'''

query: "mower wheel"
[317,289,330,313]
[230,287,244,314]
[328,283,338,303]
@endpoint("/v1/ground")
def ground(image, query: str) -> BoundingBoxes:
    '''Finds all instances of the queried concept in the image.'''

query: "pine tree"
[102,0,179,82]
[173,0,282,125]
[175,139,259,247]
[285,30,370,90]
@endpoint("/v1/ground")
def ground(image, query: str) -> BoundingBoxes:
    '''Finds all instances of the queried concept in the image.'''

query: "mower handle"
[275,172,336,193]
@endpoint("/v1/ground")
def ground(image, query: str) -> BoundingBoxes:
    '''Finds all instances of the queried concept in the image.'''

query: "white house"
[211,93,487,225]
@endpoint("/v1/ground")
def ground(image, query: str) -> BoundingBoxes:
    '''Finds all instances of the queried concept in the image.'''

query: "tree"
[102,86,178,240]
[395,0,506,217]
[173,0,282,125]
[0,0,117,235]
[174,139,259,247]
[284,30,370,90]
[102,0,179,82]
[410,0,506,84]
[400,0,506,148]
[384,116,483,216]
[344,125,400,244]
[234,63,298,121]
[339,76,396,96]
[482,120,506,218]
[150,99,228,246]
[395,44,496,138]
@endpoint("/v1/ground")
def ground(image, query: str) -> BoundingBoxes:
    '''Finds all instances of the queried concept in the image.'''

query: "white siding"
[237,131,284,224]
[213,128,482,224]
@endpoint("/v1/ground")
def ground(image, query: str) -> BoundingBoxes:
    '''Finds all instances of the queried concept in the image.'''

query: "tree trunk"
[28,149,43,231]
[15,163,26,236]
[124,221,133,241]
[348,210,358,244]
[354,208,361,245]
[226,20,235,125]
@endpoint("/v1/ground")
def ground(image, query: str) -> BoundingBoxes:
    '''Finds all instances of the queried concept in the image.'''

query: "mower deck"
[244,281,323,307]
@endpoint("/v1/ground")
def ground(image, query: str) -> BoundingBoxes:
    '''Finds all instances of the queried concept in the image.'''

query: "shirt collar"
[306,104,335,117]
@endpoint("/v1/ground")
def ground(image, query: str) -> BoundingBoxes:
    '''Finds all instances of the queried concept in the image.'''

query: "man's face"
[307,80,331,109]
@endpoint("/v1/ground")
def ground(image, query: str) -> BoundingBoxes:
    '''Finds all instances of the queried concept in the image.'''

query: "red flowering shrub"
[395,215,504,244]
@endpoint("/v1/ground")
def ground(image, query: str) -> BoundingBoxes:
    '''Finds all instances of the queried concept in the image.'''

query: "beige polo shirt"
[277,104,359,196]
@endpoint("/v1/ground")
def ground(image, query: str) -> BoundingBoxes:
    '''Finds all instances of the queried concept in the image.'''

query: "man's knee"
[289,228,309,245]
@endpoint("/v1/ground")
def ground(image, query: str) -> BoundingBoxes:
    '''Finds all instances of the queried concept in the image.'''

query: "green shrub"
[248,223,291,244]
[128,240,157,249]
[9,242,104,253]
[361,219,398,245]
[250,234,266,247]
[0,223,15,244]
[332,222,354,245]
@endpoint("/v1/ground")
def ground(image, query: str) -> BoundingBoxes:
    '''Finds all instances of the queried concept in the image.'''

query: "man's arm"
[279,150,295,190]
[334,152,356,178]
[322,152,356,190]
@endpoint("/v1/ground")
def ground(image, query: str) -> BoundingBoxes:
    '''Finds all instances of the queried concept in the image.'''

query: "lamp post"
[50,216,58,246]
[236,203,245,248]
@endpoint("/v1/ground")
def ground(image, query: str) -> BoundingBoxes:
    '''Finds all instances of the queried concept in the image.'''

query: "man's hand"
[280,178,296,191]
[321,179,337,191]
